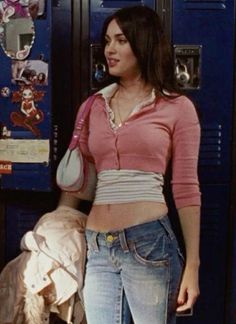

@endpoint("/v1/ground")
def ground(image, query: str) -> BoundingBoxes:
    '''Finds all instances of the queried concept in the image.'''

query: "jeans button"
[106,234,115,242]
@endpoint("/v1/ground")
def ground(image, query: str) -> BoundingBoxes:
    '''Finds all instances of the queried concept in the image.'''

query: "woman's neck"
[118,79,152,100]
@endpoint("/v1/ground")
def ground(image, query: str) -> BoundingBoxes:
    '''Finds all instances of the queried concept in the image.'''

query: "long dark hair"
[101,6,180,96]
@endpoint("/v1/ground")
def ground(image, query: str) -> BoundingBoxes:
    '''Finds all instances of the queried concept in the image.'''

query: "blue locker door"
[0,0,54,191]
[90,0,156,42]
[173,0,234,184]
[176,185,230,324]
[173,1,235,323]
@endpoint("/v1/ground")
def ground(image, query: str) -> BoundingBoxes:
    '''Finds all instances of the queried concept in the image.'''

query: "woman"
[59,6,201,324]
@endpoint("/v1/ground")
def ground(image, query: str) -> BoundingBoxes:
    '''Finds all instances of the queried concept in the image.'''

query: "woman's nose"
[106,41,116,53]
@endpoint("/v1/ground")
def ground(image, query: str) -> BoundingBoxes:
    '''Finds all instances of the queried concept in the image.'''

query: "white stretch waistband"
[93,170,166,205]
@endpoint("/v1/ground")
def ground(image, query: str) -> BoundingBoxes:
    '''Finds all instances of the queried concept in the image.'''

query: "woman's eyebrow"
[105,33,125,38]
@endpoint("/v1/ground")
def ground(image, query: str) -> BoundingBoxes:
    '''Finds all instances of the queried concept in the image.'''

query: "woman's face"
[104,19,140,80]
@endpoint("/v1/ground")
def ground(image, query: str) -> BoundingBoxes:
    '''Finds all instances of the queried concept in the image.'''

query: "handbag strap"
[69,94,99,150]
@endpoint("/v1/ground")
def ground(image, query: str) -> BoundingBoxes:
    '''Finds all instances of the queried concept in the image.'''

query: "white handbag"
[56,95,98,201]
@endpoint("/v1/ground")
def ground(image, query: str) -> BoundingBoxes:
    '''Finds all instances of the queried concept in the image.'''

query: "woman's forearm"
[58,191,81,209]
[177,205,201,268]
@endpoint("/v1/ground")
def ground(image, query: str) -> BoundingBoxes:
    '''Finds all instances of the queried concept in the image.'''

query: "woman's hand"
[176,264,200,313]
[176,206,201,313]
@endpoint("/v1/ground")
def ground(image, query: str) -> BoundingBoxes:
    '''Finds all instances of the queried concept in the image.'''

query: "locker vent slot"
[184,1,226,10]
[199,124,222,166]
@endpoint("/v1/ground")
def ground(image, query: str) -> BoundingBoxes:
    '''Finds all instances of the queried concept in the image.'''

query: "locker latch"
[174,45,202,89]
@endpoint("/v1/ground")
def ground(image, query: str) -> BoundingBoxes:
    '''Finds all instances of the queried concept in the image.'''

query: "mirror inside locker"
[174,45,202,89]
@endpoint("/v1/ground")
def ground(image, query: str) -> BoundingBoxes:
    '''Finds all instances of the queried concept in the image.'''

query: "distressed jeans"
[83,215,184,324]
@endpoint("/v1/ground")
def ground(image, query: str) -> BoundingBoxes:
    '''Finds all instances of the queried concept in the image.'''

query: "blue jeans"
[83,215,184,324]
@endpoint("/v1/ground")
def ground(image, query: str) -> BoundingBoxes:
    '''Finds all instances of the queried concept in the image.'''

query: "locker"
[172,0,235,184]
[172,1,236,323]
[0,0,55,191]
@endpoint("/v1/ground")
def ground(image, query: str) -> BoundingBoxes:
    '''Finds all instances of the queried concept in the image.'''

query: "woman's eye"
[118,39,127,44]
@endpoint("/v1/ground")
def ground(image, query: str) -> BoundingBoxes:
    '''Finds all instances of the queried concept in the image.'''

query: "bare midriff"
[86,201,168,231]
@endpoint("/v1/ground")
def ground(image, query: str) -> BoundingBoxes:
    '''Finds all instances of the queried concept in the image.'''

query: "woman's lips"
[107,58,119,67]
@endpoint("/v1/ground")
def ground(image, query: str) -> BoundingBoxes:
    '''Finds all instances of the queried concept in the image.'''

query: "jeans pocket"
[132,234,169,266]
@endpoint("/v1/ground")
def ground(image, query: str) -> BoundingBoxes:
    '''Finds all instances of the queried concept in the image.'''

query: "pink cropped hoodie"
[79,86,201,209]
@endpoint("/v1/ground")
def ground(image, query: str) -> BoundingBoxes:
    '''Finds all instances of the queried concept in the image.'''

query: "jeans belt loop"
[91,232,99,251]
[119,230,129,253]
